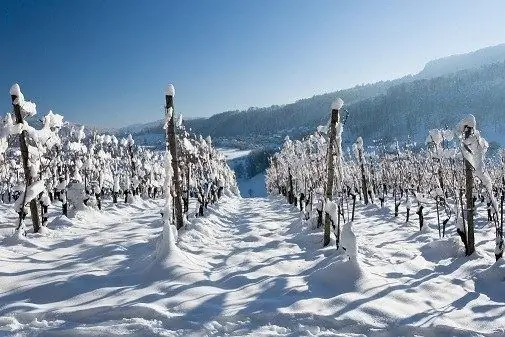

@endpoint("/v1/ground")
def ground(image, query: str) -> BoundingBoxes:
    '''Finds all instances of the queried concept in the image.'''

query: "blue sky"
[1,0,505,128]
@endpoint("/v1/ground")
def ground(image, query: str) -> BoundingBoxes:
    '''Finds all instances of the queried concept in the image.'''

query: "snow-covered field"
[216,148,268,198]
[237,173,267,198]
[1,195,505,336]
[216,148,251,161]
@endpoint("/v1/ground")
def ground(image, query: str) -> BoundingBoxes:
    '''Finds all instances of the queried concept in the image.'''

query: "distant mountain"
[417,43,505,79]
[116,119,163,136]
[120,44,505,148]
[344,61,505,146]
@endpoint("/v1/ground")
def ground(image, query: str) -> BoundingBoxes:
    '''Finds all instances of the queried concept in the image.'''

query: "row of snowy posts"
[7,82,224,235]
[275,96,503,260]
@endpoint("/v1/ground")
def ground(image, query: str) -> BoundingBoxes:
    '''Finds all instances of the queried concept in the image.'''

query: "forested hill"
[417,43,505,79]
[119,44,505,147]
[345,61,505,145]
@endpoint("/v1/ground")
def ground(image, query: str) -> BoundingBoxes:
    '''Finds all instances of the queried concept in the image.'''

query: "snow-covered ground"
[1,196,505,336]
[216,148,268,198]
[237,173,267,198]
[216,148,251,161]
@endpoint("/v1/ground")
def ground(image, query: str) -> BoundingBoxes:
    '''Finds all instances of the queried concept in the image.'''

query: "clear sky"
[1,0,504,128]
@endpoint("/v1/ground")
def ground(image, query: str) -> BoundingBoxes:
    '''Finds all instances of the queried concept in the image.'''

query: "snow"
[13,180,46,212]
[0,193,504,335]
[216,147,251,160]
[331,97,344,110]
[76,125,86,142]
[20,101,37,117]
[127,133,135,146]
[166,84,175,97]
[9,83,22,98]
[9,83,37,117]
[457,114,477,133]
[44,110,64,128]
[237,173,267,197]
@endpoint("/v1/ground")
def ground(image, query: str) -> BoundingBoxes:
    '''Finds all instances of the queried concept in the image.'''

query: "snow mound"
[309,258,366,289]
[419,236,462,262]
[475,259,505,283]
[47,215,75,230]
[148,244,206,283]
[473,259,505,302]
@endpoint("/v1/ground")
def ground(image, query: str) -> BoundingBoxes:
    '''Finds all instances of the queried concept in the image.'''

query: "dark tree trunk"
[11,92,41,233]
[317,209,323,228]
[96,193,102,210]
[436,196,441,238]
[351,193,356,222]
[417,205,424,231]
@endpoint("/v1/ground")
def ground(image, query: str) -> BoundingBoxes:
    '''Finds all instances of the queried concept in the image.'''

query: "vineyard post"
[11,85,41,233]
[323,99,343,247]
[357,138,369,205]
[463,125,475,255]
[436,195,441,238]
[165,85,184,230]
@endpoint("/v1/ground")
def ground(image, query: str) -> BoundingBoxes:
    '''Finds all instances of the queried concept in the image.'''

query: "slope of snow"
[0,195,504,336]
[216,147,252,160]
[237,173,267,198]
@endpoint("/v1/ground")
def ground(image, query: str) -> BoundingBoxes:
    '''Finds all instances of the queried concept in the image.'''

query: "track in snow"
[0,196,504,336]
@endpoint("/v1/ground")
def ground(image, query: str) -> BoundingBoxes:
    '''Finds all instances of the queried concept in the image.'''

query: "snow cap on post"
[9,83,36,116]
[166,84,175,97]
[457,114,476,133]
[9,83,24,103]
[127,133,135,146]
[356,136,363,148]
[10,83,21,97]
[331,98,344,111]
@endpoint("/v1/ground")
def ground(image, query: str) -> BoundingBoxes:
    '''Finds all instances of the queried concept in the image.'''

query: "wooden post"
[323,99,343,247]
[165,86,184,230]
[436,195,441,238]
[128,143,136,196]
[357,144,369,205]
[11,86,41,233]
[288,168,294,204]
[185,164,191,213]
[464,126,475,256]
[498,190,504,260]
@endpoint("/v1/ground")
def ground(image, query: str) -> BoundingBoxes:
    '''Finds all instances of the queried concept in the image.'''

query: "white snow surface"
[237,173,267,197]
[166,84,175,97]
[216,147,251,160]
[331,98,344,110]
[9,83,22,98]
[0,196,505,336]
[9,83,37,117]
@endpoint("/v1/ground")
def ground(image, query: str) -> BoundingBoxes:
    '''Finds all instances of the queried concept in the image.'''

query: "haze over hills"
[118,43,505,149]
[416,43,505,79]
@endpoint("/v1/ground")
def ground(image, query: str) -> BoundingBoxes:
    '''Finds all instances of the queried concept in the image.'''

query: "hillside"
[120,44,505,148]
[345,61,505,145]
[417,43,505,79]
